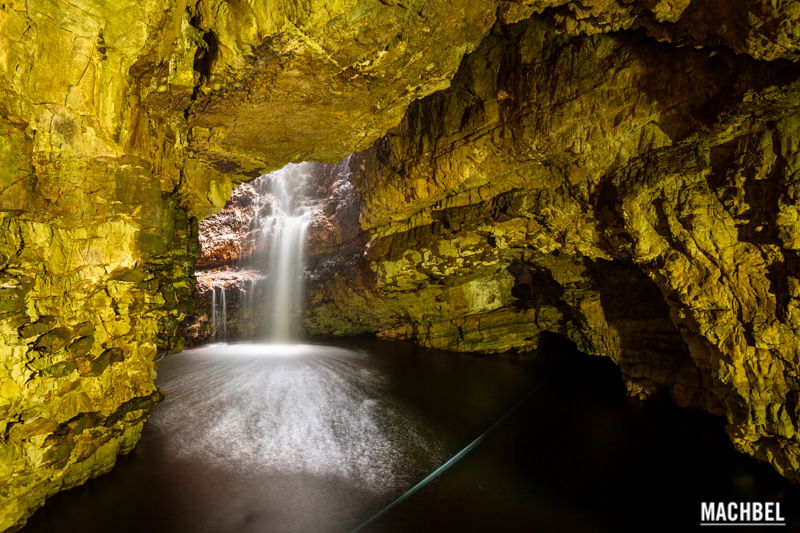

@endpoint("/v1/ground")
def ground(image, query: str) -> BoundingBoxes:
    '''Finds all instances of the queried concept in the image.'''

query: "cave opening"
[185,157,354,346]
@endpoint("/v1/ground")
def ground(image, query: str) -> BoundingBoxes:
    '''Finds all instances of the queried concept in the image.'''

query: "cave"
[2,1,800,532]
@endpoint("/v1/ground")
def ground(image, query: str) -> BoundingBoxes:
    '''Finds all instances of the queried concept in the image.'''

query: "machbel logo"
[701,502,786,527]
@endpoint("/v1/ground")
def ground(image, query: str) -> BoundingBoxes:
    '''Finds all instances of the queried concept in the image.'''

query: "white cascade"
[219,286,228,343]
[210,284,217,341]
[260,163,320,342]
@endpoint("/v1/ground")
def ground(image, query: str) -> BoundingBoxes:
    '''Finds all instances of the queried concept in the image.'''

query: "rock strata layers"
[305,12,800,482]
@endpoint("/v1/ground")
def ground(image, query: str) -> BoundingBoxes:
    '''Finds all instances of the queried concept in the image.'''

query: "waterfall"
[219,286,228,343]
[259,163,320,342]
[211,285,217,341]
[223,157,350,342]
[210,284,228,343]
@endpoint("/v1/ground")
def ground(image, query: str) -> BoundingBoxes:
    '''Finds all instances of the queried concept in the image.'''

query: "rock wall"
[2,0,800,528]
[0,1,503,529]
[305,10,800,482]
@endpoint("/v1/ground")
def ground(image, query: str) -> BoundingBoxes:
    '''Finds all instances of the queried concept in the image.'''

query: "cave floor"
[21,338,800,533]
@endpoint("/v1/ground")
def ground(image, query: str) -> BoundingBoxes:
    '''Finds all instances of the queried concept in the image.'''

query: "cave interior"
[2,0,800,531]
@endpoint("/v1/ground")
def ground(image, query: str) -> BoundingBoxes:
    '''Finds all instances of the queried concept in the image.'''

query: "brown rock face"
[305,15,800,482]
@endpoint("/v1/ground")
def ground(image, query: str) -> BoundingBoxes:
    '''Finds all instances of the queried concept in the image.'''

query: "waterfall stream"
[210,285,216,340]
[259,163,319,343]
[204,163,319,343]
[258,163,320,342]
[219,286,227,343]
[210,285,228,343]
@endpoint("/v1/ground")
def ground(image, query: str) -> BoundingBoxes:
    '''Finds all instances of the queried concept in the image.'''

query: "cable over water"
[350,381,547,532]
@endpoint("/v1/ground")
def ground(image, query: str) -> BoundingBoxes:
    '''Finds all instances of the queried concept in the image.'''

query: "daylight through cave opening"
[186,157,354,346]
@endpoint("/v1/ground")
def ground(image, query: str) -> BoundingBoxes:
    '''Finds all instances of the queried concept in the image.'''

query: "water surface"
[22,338,800,532]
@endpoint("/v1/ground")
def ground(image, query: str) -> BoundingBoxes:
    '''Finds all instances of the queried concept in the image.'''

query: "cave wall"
[1,0,799,529]
[304,9,800,482]
[0,1,506,529]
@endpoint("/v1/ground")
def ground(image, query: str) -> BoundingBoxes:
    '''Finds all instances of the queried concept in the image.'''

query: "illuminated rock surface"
[306,16,800,485]
[0,1,501,528]
[1,0,799,529]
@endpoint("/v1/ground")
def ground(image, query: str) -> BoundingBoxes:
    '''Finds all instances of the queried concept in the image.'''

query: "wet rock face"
[197,182,264,269]
[0,155,198,531]
[305,15,800,482]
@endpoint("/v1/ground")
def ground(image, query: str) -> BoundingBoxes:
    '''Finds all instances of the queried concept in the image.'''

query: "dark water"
[21,337,800,532]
